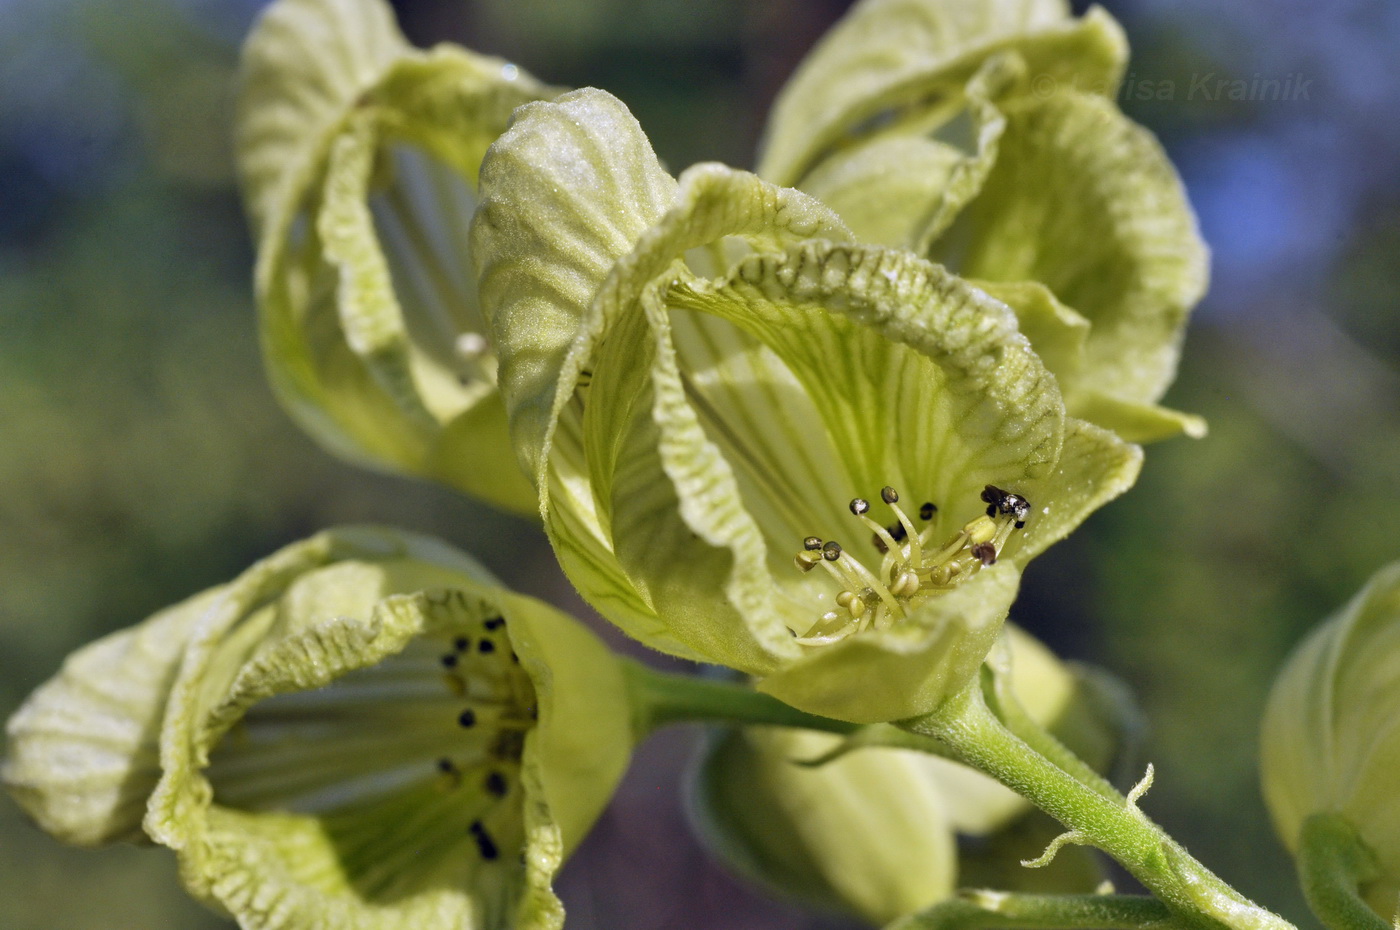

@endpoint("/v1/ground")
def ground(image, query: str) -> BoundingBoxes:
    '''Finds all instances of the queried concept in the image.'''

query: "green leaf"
[243,0,551,512]
[758,2,1126,186]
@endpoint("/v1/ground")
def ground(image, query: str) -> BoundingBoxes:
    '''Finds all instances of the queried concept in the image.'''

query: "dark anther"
[920,502,937,521]
[888,522,907,542]
[484,617,506,630]
[981,485,1031,523]
[971,542,998,566]
[871,533,888,554]
[441,654,459,669]
[822,541,843,561]
[453,636,470,652]
[478,639,496,654]
[485,771,508,798]
[437,758,456,773]
[803,536,823,551]
[458,709,477,728]
[850,498,870,516]
[469,820,500,860]
[881,486,899,504]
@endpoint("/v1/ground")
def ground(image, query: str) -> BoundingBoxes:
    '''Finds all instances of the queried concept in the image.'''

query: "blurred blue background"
[3,0,1398,927]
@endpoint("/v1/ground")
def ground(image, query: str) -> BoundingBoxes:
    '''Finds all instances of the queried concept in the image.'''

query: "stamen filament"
[791,485,1032,643]
[882,486,925,569]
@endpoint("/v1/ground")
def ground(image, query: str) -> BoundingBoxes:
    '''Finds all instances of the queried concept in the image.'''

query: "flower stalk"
[903,678,1295,930]
[889,891,1185,930]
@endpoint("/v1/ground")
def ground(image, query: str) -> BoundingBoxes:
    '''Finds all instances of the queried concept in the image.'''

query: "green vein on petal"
[601,241,1064,701]
[668,242,1064,511]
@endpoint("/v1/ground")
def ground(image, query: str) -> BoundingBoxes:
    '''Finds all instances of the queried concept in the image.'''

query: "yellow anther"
[964,515,998,546]
[891,571,921,597]
[837,590,868,620]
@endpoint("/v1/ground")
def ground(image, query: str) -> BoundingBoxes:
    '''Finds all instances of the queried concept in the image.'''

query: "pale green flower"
[690,624,1120,923]
[1260,561,1400,917]
[472,87,1141,723]
[239,0,555,512]
[761,0,1209,443]
[3,527,635,930]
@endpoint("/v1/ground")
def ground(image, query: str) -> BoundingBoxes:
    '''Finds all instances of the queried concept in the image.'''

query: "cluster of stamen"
[791,485,1031,645]
[432,608,536,863]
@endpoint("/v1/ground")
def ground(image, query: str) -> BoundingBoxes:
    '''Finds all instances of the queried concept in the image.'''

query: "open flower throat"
[206,599,538,891]
[792,485,1030,645]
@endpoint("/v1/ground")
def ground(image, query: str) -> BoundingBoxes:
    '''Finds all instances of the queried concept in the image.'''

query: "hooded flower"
[3,527,635,930]
[1260,561,1400,917]
[239,0,556,512]
[689,624,1121,924]
[471,87,1141,723]
[759,0,1209,443]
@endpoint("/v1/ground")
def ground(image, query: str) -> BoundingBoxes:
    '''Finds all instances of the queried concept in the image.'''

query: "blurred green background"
[2,0,1397,927]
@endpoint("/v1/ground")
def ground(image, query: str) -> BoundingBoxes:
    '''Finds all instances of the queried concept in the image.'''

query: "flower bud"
[691,625,1126,922]
[4,527,636,930]
[1260,562,1400,916]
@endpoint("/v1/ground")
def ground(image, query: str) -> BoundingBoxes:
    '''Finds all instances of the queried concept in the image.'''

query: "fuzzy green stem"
[983,665,1121,803]
[1297,813,1390,930]
[902,680,1294,930]
[622,661,859,737]
[890,891,1185,930]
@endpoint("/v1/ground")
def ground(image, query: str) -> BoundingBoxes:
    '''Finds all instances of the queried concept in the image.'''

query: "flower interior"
[368,144,498,415]
[791,484,1030,645]
[205,598,537,909]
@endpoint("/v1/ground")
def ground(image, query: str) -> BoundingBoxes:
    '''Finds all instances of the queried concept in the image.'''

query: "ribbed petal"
[758,1,1125,186]
[928,89,1209,408]
[243,0,549,510]
[2,588,220,845]
[237,0,407,240]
